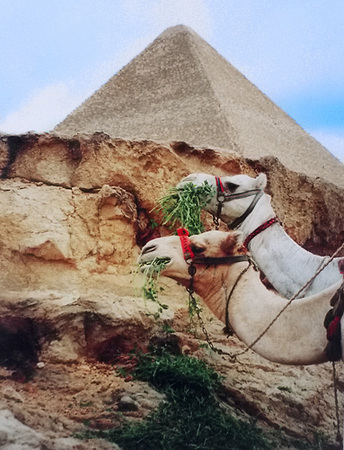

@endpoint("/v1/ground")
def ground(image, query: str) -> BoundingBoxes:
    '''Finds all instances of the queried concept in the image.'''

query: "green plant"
[150,218,158,229]
[133,351,222,395]
[155,181,215,235]
[138,256,170,312]
[82,351,275,450]
[138,182,214,314]
[79,351,332,450]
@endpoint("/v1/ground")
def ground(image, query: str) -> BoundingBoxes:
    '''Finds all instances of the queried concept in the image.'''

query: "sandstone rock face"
[0,133,343,448]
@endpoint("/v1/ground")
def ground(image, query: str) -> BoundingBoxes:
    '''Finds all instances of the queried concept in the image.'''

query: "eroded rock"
[0,133,343,448]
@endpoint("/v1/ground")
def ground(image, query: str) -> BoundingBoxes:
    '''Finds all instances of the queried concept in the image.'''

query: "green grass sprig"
[138,257,170,315]
[155,181,215,235]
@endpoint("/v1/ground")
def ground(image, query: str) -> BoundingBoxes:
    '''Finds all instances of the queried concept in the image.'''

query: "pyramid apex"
[154,24,200,42]
[159,24,196,35]
[54,25,344,184]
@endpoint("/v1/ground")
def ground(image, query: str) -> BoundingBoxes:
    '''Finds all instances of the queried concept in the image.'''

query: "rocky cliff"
[0,132,343,449]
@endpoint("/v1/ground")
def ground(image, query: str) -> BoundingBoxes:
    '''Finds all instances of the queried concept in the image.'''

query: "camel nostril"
[142,244,157,255]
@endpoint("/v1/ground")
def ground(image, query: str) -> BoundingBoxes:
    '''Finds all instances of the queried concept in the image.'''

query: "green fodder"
[138,257,170,315]
[84,352,275,450]
[137,181,214,309]
[155,181,215,235]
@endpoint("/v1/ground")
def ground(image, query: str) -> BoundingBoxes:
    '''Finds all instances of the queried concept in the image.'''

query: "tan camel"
[138,229,343,365]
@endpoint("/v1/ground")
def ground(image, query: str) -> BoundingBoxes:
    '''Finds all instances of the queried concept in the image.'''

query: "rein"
[214,176,263,229]
[177,225,344,444]
[177,227,254,337]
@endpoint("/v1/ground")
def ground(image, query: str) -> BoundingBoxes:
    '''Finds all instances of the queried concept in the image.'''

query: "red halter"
[177,228,195,261]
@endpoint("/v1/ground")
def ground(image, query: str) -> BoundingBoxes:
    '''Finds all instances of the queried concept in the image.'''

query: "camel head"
[177,173,267,227]
[138,230,245,287]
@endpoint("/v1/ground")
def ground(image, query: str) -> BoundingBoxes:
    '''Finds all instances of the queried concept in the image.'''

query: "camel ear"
[221,231,244,255]
[255,173,267,190]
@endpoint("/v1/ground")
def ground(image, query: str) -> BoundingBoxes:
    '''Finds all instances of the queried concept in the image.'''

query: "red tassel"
[338,259,344,275]
[177,228,194,260]
[177,228,189,237]
[327,316,340,340]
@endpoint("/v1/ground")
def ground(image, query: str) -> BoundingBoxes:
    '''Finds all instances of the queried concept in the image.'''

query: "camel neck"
[196,263,340,365]
[236,194,341,298]
[237,193,275,237]
[194,262,254,324]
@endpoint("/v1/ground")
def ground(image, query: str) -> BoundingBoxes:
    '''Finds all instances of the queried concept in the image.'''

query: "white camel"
[138,229,343,365]
[177,173,342,299]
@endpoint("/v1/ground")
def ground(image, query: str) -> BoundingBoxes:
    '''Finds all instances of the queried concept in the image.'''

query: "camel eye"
[225,182,239,193]
[191,245,205,255]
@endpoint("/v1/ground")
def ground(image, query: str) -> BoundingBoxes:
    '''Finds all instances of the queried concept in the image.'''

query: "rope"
[235,240,344,357]
[186,261,237,360]
[224,263,252,335]
[187,287,238,361]
[186,240,344,364]
[184,233,344,441]
[332,361,342,443]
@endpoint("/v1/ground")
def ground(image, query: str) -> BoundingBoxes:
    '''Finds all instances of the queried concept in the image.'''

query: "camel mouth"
[138,257,171,273]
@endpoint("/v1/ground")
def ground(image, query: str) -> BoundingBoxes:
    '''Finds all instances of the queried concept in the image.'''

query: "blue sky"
[1,0,343,161]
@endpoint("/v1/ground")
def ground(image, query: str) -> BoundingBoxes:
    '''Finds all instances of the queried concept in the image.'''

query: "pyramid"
[55,25,344,183]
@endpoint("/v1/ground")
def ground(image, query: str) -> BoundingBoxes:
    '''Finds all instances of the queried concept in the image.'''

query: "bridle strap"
[228,190,263,229]
[177,226,256,337]
[193,255,251,265]
[177,227,252,267]
[214,176,263,229]
[243,217,279,249]
[215,176,261,203]
[215,176,225,222]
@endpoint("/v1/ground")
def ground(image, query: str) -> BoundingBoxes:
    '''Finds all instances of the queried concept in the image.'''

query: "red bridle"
[243,217,279,249]
[177,228,195,261]
[177,227,252,266]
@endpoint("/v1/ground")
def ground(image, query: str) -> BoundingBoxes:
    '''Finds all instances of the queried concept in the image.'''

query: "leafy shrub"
[84,352,274,450]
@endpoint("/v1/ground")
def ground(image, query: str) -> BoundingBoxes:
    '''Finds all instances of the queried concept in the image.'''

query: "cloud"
[0,32,161,135]
[0,83,85,134]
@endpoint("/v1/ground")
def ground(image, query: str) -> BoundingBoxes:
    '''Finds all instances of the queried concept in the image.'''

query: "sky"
[1,0,343,161]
